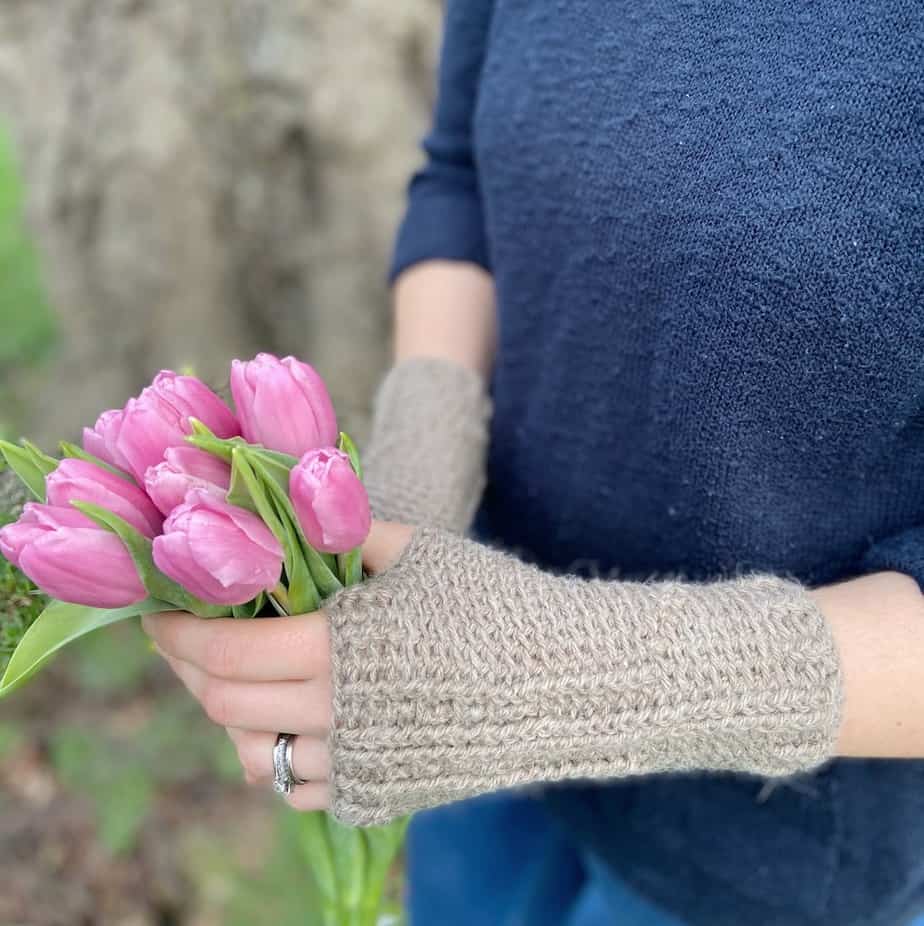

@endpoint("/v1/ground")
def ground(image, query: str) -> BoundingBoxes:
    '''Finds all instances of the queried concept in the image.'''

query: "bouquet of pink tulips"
[0,353,406,926]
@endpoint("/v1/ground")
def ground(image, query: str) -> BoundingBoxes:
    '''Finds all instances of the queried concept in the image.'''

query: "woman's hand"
[141,521,414,810]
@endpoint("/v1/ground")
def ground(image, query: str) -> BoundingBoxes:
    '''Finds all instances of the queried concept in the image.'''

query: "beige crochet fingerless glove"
[326,529,843,826]
[361,358,491,532]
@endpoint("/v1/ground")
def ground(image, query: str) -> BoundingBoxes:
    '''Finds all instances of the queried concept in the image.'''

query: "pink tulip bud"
[82,408,132,472]
[230,353,338,457]
[144,447,232,516]
[116,371,240,482]
[0,503,89,569]
[0,503,146,608]
[289,448,371,553]
[152,490,283,606]
[46,458,163,537]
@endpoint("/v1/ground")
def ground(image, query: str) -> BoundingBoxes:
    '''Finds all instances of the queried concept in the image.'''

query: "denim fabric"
[407,786,924,926]
[406,790,685,926]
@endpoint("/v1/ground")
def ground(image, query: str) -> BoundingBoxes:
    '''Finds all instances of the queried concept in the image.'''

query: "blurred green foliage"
[0,126,55,369]
[50,623,241,856]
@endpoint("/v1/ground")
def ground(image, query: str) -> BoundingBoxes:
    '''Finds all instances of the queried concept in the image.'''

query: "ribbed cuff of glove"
[326,529,843,826]
[361,357,491,533]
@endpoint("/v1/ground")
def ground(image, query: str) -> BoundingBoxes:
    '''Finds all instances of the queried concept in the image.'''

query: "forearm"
[814,570,924,757]
[362,261,496,531]
[392,259,497,377]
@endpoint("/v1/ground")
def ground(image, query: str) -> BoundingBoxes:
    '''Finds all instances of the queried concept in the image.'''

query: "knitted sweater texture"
[386,2,923,923]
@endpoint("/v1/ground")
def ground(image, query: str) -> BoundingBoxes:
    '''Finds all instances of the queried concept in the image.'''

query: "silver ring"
[272,732,307,795]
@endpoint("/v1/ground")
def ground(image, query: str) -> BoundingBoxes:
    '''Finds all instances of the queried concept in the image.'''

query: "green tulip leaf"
[250,448,297,493]
[296,811,339,912]
[227,451,319,613]
[277,510,321,614]
[71,501,230,619]
[338,431,363,480]
[187,417,217,440]
[338,548,363,587]
[231,592,266,619]
[226,452,260,514]
[361,816,410,922]
[300,540,344,601]
[326,815,367,913]
[0,438,56,501]
[259,481,319,614]
[185,432,235,463]
[254,448,299,468]
[20,439,59,473]
[186,419,252,464]
[58,441,135,482]
[229,449,284,535]
[250,456,343,600]
[0,597,171,698]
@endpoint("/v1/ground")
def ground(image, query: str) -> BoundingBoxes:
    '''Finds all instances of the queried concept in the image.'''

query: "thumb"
[361,520,415,575]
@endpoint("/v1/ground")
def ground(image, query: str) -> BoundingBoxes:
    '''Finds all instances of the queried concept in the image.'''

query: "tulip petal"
[153,532,231,603]
[19,529,146,608]
[285,356,339,448]
[46,459,163,537]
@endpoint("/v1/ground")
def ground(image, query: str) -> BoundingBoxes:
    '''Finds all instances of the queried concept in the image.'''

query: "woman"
[144,2,924,923]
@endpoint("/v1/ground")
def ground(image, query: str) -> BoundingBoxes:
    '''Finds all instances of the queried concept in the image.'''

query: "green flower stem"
[270,583,291,614]
[338,549,363,587]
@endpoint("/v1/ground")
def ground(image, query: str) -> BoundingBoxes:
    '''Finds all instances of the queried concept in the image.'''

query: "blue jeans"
[406,790,686,926]
[407,790,924,926]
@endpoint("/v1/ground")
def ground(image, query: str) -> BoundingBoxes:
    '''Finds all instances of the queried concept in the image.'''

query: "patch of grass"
[0,547,47,680]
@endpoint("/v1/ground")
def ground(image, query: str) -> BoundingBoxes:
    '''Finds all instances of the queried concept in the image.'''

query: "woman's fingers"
[285,782,331,812]
[227,728,331,784]
[163,652,332,735]
[361,520,415,575]
[142,611,330,682]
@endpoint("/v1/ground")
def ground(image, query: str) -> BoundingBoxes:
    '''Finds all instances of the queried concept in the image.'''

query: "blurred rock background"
[0,3,441,922]
[0,0,441,442]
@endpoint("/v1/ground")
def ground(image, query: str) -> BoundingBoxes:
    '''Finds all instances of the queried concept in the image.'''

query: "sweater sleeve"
[862,527,924,591]
[388,0,495,282]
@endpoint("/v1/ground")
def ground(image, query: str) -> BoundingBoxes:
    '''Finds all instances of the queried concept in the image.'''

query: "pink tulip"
[152,490,283,606]
[82,408,131,472]
[144,446,232,516]
[46,458,163,537]
[0,503,89,569]
[116,371,240,482]
[230,353,338,457]
[0,503,146,608]
[290,447,371,553]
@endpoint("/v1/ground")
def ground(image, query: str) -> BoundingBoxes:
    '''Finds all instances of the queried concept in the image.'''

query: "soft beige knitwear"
[326,528,843,826]
[361,358,491,532]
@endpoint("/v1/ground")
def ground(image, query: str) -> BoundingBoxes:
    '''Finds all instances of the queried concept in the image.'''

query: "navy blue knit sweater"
[391,2,924,924]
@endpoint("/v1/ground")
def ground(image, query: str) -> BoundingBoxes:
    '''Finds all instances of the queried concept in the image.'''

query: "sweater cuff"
[861,526,924,591]
[389,184,491,283]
